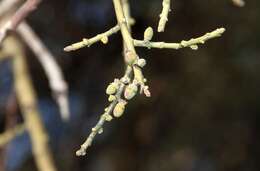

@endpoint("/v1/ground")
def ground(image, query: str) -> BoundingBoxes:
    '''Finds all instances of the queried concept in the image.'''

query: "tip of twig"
[76,148,86,156]
[64,46,73,52]
[218,28,226,34]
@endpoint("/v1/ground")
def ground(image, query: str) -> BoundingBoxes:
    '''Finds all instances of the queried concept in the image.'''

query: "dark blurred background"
[0,0,259,171]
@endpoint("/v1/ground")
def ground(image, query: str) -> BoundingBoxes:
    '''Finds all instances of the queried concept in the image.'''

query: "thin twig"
[17,22,70,121]
[0,124,26,147]
[4,36,57,171]
[76,67,132,156]
[0,0,21,17]
[134,28,225,50]
[76,0,150,156]
[74,0,225,156]
[64,19,135,52]
[0,0,41,44]
[122,0,132,63]
[158,0,171,32]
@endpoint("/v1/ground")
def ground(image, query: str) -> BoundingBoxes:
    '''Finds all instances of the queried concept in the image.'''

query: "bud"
[190,45,198,50]
[106,83,118,95]
[143,86,151,97]
[121,76,130,84]
[137,58,146,67]
[113,101,126,118]
[133,67,144,84]
[108,95,116,102]
[103,113,113,121]
[101,36,108,44]
[124,84,138,100]
[144,27,154,42]
[125,50,137,65]
[98,128,103,134]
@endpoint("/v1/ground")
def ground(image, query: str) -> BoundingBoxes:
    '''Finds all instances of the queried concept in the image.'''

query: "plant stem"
[134,28,225,49]
[158,0,171,32]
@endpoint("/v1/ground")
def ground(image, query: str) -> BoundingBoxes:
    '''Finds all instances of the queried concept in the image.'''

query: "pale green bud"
[106,83,118,95]
[101,36,108,44]
[133,67,144,84]
[98,128,103,134]
[108,95,116,102]
[144,27,154,42]
[103,113,113,121]
[143,86,151,97]
[124,84,138,100]
[113,102,126,118]
[137,58,146,67]
[190,45,198,50]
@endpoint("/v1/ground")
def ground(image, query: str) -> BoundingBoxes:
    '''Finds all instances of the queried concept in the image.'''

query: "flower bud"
[190,45,198,50]
[106,83,118,95]
[98,128,103,134]
[121,76,130,84]
[113,101,126,118]
[143,86,151,97]
[101,36,108,44]
[144,27,154,42]
[137,58,146,67]
[108,95,116,102]
[103,113,113,121]
[133,67,144,84]
[124,84,138,100]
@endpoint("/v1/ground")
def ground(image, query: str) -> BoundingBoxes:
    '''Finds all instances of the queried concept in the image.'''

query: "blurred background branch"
[6,36,57,171]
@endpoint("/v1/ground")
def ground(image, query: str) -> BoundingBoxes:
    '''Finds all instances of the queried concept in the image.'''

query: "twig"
[4,36,57,171]
[0,0,41,44]
[76,67,132,156]
[76,0,150,156]
[0,0,21,17]
[0,0,69,120]
[133,28,225,50]
[122,0,132,62]
[64,19,135,52]
[113,0,148,88]
[17,22,70,121]
[158,0,171,32]
[232,0,245,7]
[74,0,225,156]
[0,124,26,147]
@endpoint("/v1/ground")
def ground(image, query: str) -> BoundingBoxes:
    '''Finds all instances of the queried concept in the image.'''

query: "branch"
[158,0,171,32]
[0,0,21,17]
[17,22,70,121]
[64,19,135,52]
[0,0,69,120]
[74,0,225,156]
[0,124,25,147]
[75,0,150,156]
[134,28,225,50]
[3,36,57,171]
[76,67,132,156]
[0,0,41,44]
